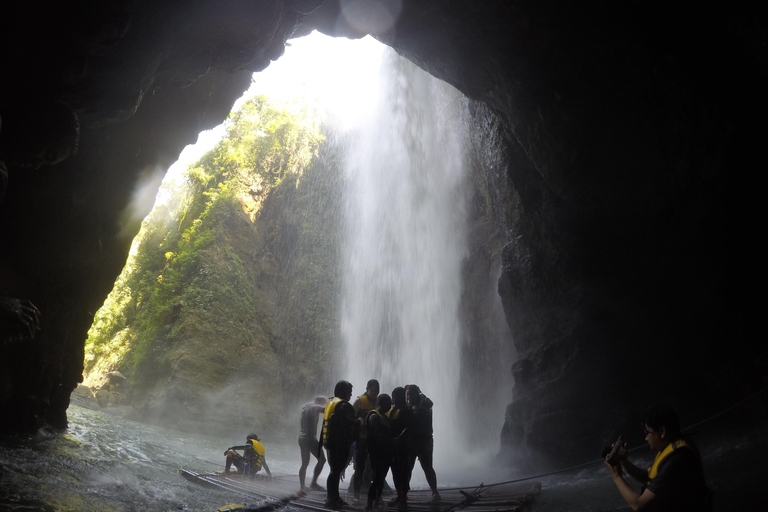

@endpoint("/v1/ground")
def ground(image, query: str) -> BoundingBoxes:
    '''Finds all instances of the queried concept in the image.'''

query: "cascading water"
[340,47,470,471]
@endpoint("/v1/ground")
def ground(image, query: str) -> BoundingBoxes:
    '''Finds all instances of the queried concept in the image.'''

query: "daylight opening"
[80,31,514,489]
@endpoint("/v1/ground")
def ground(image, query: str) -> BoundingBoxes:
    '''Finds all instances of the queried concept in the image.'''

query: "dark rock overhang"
[1,0,766,470]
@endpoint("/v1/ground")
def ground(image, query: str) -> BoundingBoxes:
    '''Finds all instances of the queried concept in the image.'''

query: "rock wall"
[1,0,766,469]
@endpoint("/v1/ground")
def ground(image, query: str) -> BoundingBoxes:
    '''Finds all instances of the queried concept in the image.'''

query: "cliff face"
[1,0,766,468]
[78,96,343,438]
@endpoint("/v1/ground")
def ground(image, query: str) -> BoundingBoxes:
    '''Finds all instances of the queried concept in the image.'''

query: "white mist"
[340,47,470,476]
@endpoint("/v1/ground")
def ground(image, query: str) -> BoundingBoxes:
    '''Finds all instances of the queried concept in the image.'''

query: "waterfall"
[340,47,470,468]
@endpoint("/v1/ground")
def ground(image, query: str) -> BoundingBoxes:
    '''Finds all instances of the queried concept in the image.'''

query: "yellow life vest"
[373,410,391,429]
[357,394,374,415]
[245,439,266,470]
[354,394,375,438]
[647,439,689,483]
[322,397,343,443]
[216,505,245,511]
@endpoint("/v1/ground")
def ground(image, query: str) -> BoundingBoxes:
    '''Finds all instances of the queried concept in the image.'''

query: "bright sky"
[165,31,385,182]
[126,30,386,247]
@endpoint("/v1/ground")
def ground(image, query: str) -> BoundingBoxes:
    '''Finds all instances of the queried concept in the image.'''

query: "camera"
[602,435,623,464]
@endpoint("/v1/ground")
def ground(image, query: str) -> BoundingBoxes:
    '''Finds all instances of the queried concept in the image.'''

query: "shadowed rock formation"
[1,0,766,474]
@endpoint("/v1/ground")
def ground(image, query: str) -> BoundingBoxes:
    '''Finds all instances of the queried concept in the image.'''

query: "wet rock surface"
[0,0,766,479]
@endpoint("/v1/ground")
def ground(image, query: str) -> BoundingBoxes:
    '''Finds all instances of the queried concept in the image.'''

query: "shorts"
[299,436,320,454]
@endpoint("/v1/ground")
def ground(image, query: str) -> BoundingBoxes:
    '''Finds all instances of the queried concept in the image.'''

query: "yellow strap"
[375,409,391,428]
[322,397,342,441]
[648,439,688,480]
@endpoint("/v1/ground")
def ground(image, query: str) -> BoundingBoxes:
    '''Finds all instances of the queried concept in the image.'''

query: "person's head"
[405,384,421,406]
[391,387,406,407]
[334,380,353,401]
[642,406,681,451]
[247,433,260,442]
[366,379,380,399]
[314,395,328,406]
[376,393,392,413]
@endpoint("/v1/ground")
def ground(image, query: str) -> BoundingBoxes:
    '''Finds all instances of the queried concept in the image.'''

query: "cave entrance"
[81,31,513,482]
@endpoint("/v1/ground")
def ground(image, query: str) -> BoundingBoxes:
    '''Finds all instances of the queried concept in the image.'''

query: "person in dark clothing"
[321,380,358,509]
[405,384,440,502]
[365,394,393,512]
[299,395,328,493]
[604,406,710,511]
[388,386,413,507]
[224,433,272,477]
[351,379,379,499]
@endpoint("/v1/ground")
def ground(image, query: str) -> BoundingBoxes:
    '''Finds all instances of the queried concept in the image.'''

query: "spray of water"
[340,48,470,473]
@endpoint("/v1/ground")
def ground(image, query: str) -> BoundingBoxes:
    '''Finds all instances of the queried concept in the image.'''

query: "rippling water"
[0,404,295,511]
[1,401,765,511]
[0,402,517,511]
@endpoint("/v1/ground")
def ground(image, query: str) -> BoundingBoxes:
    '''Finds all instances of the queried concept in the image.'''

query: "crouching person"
[224,433,272,477]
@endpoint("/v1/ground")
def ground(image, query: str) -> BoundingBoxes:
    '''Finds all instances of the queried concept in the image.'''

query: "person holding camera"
[405,384,440,502]
[604,406,710,511]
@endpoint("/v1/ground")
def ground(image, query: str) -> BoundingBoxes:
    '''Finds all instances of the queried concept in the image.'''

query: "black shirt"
[326,400,356,451]
[646,446,709,512]
[410,395,434,442]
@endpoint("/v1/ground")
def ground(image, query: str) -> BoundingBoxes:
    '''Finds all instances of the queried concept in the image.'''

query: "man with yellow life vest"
[320,380,358,509]
[604,406,710,511]
[223,433,272,477]
[350,379,379,500]
[365,393,394,512]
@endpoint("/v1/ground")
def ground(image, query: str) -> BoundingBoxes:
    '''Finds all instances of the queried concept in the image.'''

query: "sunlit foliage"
[83,96,325,395]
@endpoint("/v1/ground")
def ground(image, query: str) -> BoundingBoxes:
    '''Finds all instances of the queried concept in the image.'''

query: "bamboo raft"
[180,469,540,512]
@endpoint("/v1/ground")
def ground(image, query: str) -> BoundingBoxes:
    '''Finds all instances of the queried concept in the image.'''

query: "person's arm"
[611,442,649,484]
[622,458,650,484]
[344,402,360,438]
[605,460,656,511]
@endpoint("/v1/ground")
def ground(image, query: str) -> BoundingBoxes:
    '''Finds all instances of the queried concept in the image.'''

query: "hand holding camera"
[602,435,625,466]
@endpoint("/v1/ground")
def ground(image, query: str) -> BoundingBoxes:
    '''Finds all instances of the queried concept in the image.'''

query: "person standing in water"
[351,379,379,500]
[321,380,357,509]
[365,394,394,512]
[299,395,328,493]
[405,384,440,502]
[388,386,413,508]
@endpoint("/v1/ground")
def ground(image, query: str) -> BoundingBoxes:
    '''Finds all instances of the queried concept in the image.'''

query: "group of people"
[300,379,439,511]
[223,395,710,512]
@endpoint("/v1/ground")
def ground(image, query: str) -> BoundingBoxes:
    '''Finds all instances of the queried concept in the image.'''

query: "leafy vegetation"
[83,95,343,435]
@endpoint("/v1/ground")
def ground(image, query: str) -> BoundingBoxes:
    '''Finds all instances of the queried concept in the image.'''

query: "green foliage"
[190,96,324,197]
[83,95,328,397]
